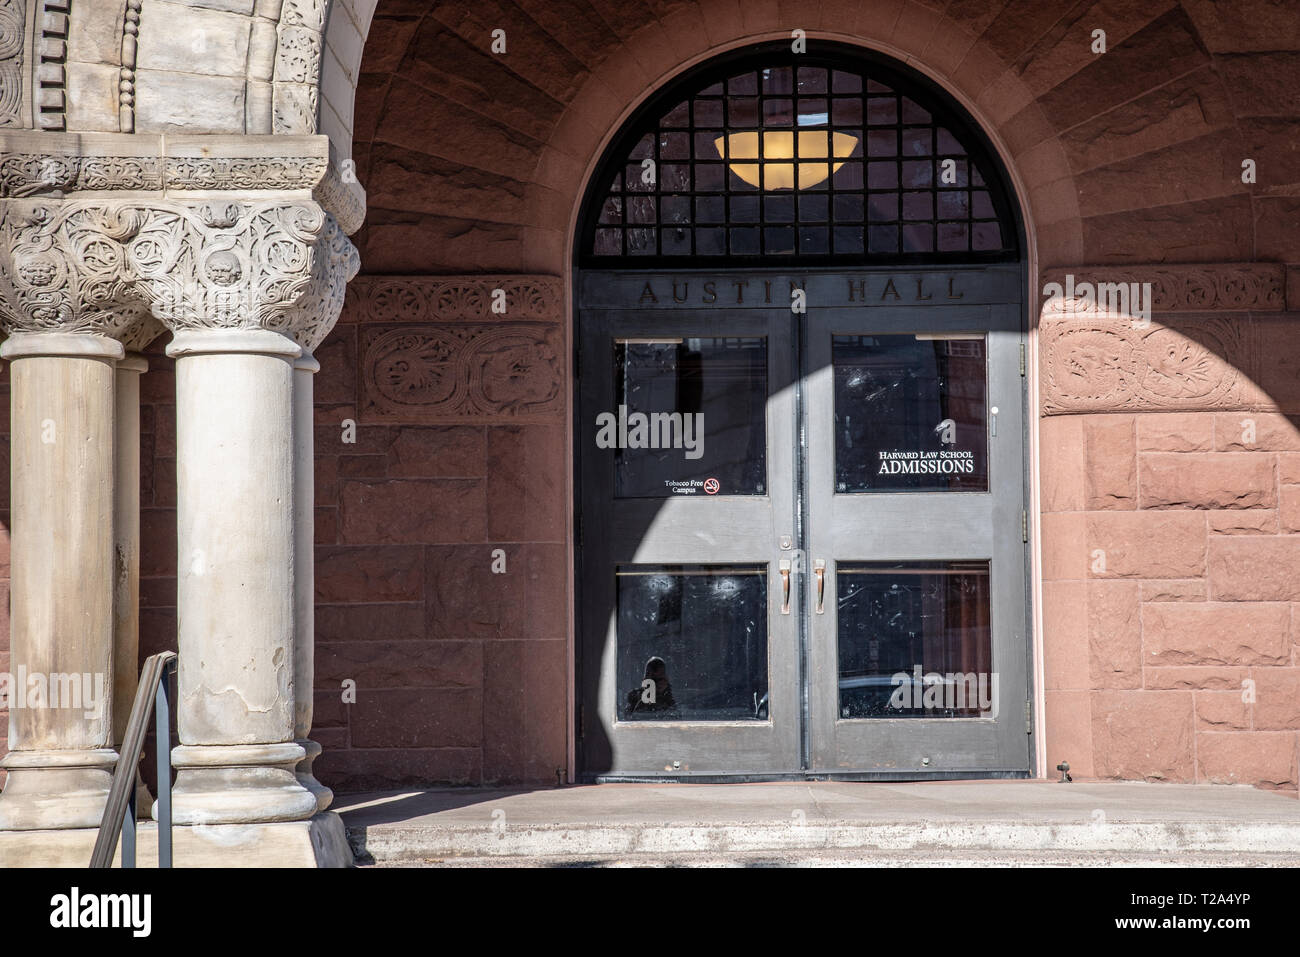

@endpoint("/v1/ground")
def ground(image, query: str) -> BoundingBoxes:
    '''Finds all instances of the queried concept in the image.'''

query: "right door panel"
[805,303,1029,773]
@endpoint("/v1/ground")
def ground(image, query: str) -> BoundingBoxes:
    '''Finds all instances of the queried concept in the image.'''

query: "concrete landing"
[335,780,1300,867]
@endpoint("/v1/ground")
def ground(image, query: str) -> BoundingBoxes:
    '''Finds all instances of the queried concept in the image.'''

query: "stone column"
[284,210,358,813]
[113,351,156,815]
[165,328,318,824]
[293,352,332,812]
[0,185,361,864]
[0,333,122,830]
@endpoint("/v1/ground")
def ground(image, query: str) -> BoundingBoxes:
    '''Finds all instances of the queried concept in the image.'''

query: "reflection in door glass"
[612,337,767,497]
[837,561,992,718]
[616,565,769,721]
[833,334,987,492]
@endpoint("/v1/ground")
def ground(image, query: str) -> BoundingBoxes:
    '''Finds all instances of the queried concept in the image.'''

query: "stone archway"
[344,1,1300,791]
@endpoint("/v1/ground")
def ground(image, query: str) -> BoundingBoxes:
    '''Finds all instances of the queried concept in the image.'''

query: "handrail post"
[122,785,136,868]
[91,651,176,869]
[156,658,175,868]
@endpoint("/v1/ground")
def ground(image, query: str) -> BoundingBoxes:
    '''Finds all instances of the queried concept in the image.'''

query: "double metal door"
[577,266,1029,779]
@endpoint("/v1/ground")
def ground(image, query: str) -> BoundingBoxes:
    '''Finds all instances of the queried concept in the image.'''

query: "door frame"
[572,264,1034,782]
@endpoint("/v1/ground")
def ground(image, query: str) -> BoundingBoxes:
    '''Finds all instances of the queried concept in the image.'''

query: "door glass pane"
[833,333,987,492]
[611,337,767,497]
[616,564,769,721]
[836,561,993,718]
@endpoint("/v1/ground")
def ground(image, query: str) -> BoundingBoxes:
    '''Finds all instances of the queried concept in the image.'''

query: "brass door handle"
[814,559,826,614]
[779,560,792,615]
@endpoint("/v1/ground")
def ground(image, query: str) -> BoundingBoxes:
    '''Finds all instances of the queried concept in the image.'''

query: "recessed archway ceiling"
[351,0,1299,275]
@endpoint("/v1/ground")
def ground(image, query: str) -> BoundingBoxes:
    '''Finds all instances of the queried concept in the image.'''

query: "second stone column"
[165,328,317,824]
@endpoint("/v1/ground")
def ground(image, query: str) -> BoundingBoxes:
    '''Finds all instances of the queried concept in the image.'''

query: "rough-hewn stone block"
[1253,668,1300,731]
[1088,580,1141,688]
[1138,452,1274,509]
[1086,511,1205,578]
[1196,732,1298,789]
[1091,690,1195,781]
[340,478,487,544]
[1084,416,1136,509]
[1215,412,1300,451]
[1195,691,1250,730]
[1136,412,1214,452]
[1208,537,1300,600]
[1142,602,1291,665]
[1143,666,1250,690]
[314,545,423,602]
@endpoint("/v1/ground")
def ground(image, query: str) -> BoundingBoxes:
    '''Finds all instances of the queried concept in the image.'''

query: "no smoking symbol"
[703,477,720,495]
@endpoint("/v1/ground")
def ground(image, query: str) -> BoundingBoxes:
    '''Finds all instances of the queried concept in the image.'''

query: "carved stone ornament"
[0,0,22,128]
[273,0,327,135]
[346,275,562,324]
[1040,264,1285,316]
[0,152,165,196]
[0,198,356,342]
[0,151,334,198]
[1037,263,1289,414]
[354,276,564,424]
[1039,313,1260,415]
[285,211,360,353]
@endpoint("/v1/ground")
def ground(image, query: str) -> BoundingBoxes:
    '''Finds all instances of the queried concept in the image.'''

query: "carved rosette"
[347,275,563,324]
[0,198,345,346]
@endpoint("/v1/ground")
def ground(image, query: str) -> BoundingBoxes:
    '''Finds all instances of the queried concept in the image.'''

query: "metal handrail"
[91,651,177,868]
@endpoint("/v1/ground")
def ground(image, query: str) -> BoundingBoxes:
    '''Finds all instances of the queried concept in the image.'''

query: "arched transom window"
[580,44,1019,265]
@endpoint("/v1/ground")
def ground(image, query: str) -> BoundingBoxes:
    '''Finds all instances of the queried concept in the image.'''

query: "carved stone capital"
[0,199,155,343]
[284,211,360,354]
[0,197,358,344]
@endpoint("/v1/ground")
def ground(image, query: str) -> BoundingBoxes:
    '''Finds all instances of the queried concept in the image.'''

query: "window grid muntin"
[585,51,1016,264]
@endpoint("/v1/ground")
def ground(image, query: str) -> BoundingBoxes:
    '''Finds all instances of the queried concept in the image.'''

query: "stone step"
[337,780,1300,866]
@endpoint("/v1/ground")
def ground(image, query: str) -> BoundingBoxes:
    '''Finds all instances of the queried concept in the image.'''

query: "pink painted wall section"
[1038,265,1300,793]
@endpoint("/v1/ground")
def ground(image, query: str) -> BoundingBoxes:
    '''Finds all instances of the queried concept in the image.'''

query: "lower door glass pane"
[836,560,993,718]
[616,564,769,721]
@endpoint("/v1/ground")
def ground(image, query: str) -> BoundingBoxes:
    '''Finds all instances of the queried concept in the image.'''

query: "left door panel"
[577,306,800,777]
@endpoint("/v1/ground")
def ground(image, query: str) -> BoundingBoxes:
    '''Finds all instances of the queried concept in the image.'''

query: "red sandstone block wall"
[128,308,571,792]
[1040,410,1300,792]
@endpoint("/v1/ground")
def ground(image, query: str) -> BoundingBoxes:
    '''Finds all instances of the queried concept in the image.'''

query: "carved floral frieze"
[1037,263,1289,414]
[1039,264,1285,315]
[1039,314,1262,414]
[354,276,564,424]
